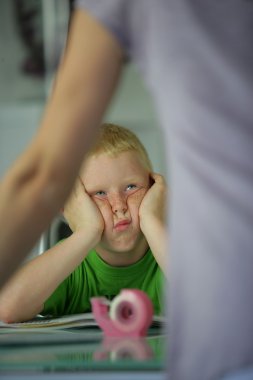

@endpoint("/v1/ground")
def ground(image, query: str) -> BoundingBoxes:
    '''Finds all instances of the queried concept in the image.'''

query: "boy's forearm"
[139,173,168,274]
[142,219,168,276]
[0,230,95,323]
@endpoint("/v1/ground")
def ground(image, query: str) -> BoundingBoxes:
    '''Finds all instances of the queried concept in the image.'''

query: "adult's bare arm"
[0,9,124,288]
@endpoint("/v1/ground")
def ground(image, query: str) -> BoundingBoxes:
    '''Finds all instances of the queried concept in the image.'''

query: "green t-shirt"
[43,248,164,316]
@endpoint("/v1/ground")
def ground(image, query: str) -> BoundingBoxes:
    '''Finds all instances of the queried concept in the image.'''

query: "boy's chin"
[97,235,147,255]
[99,242,137,254]
[99,240,147,255]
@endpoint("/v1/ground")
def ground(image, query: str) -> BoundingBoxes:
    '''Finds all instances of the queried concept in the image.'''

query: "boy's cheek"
[127,188,147,206]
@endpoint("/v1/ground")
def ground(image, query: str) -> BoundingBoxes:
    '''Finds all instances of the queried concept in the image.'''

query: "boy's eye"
[126,184,137,191]
[95,190,106,197]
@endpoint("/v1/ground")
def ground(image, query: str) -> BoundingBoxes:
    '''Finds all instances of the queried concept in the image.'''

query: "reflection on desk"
[0,327,166,374]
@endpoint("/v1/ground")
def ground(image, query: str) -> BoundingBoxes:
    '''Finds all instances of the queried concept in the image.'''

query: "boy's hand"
[63,176,104,246]
[139,173,167,231]
[139,173,168,273]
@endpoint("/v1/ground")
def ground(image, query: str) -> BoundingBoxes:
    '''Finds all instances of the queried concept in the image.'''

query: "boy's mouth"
[114,220,131,232]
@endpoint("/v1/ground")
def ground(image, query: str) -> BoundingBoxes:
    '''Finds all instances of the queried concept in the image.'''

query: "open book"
[0,313,166,331]
[0,313,97,330]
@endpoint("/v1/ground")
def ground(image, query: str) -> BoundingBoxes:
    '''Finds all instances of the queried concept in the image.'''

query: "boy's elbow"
[0,290,27,323]
[0,298,42,323]
[0,299,20,323]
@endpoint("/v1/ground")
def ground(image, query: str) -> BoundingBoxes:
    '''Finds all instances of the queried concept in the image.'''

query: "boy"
[0,123,166,323]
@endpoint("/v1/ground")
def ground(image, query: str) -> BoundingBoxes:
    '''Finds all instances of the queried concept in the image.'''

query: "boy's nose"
[109,194,127,214]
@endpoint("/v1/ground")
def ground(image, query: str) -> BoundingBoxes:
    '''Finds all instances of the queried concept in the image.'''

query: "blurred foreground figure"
[0,1,253,379]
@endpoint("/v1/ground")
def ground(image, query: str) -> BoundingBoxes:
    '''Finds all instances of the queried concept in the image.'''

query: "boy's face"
[80,151,150,254]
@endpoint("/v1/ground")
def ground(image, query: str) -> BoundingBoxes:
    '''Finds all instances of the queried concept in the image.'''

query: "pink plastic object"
[91,289,153,338]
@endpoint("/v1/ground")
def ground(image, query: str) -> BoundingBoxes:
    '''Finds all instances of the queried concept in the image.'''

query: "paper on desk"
[0,313,98,330]
[0,313,166,331]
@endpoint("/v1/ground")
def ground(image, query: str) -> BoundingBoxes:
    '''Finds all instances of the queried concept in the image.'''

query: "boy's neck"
[95,240,149,267]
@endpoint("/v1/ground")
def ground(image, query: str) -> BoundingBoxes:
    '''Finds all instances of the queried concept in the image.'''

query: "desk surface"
[0,327,166,379]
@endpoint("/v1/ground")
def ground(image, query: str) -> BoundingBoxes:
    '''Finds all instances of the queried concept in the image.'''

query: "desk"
[0,327,166,379]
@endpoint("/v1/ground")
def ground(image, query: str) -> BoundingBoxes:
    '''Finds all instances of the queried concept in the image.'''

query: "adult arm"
[0,9,124,288]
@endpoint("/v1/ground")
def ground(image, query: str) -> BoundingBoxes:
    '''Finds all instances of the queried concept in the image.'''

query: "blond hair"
[87,123,153,170]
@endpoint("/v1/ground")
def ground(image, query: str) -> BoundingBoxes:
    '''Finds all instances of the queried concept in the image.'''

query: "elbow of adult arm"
[35,161,77,212]
[11,147,79,220]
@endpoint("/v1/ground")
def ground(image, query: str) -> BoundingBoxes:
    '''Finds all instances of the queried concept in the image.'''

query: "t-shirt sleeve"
[74,0,131,56]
